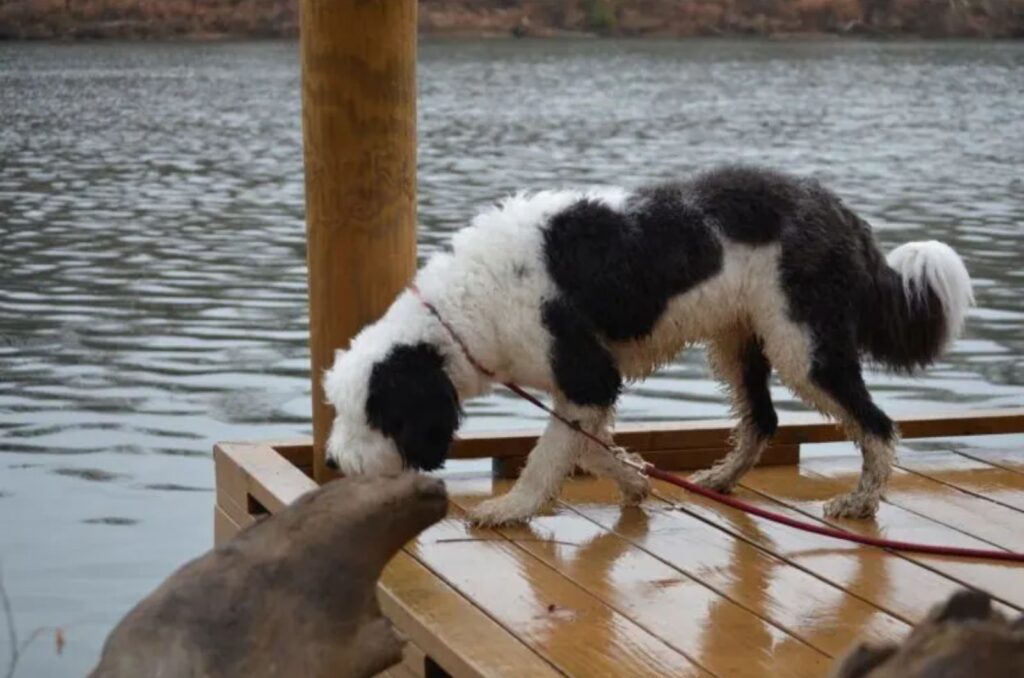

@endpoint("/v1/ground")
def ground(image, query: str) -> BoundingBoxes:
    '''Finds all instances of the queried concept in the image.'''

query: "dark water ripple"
[0,39,1022,676]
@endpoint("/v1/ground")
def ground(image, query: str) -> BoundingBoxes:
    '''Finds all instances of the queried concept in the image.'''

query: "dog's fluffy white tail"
[886,240,974,346]
[861,240,973,371]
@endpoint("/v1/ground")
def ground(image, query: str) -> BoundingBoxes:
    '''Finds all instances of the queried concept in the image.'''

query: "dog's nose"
[325,456,339,471]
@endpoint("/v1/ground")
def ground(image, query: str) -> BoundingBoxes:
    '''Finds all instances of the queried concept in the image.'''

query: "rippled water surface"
[1,39,1022,675]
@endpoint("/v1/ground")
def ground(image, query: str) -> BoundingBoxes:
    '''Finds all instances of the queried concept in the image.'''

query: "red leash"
[410,285,1024,563]
[644,466,1024,563]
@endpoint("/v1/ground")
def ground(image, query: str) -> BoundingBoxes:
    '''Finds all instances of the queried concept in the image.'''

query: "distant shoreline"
[3,30,1023,43]
[3,31,1022,44]
[2,0,1022,42]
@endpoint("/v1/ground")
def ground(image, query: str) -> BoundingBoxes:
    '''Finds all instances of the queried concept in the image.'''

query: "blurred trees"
[0,0,1021,39]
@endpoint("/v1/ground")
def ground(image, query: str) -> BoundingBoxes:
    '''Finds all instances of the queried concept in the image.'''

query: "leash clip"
[611,446,651,476]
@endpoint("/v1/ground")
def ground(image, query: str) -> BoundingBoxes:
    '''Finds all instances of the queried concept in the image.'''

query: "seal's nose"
[325,456,339,471]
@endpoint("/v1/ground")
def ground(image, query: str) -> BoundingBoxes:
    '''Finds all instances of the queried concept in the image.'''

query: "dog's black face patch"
[365,343,461,472]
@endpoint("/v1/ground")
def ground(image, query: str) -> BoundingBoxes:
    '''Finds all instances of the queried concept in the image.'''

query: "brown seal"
[91,473,447,678]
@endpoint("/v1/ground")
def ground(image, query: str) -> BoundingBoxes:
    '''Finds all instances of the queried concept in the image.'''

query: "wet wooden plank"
[214,505,243,546]
[738,461,1024,611]
[951,445,1024,478]
[214,442,317,512]
[380,552,559,678]
[216,489,253,527]
[897,448,1024,512]
[551,476,909,658]
[214,443,249,509]
[445,476,832,678]
[219,438,315,469]
[650,469,1017,624]
[452,409,1024,459]
[493,444,799,478]
[801,454,1024,552]
[407,505,709,677]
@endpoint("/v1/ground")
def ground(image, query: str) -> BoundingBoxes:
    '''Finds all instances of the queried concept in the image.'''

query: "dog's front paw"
[617,456,651,506]
[824,492,879,519]
[689,467,739,494]
[468,494,543,527]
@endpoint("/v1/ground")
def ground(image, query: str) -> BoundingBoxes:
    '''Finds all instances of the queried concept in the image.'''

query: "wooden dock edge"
[213,407,1024,677]
[214,441,558,678]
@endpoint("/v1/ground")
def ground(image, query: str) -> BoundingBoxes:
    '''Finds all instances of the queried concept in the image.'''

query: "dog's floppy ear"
[395,379,460,472]
[366,343,461,471]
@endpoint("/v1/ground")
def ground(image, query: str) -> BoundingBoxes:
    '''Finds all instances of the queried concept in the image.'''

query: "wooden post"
[300,0,418,484]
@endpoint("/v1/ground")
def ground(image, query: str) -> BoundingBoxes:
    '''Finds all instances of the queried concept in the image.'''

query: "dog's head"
[324,342,461,476]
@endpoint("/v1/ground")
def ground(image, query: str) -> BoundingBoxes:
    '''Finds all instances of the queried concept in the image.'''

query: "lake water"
[1,38,1022,676]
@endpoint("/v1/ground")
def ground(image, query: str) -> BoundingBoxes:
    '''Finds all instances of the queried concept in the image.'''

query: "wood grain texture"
[954,445,1024,476]
[739,460,1024,611]
[408,505,710,677]
[379,552,559,678]
[652,471,1018,624]
[215,442,317,513]
[444,476,832,678]
[898,448,1024,511]
[806,454,1024,552]
[216,431,1024,676]
[213,505,243,546]
[551,477,910,658]
[300,0,418,483]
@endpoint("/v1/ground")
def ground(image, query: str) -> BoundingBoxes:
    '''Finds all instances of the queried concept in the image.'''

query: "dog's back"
[324,165,972,525]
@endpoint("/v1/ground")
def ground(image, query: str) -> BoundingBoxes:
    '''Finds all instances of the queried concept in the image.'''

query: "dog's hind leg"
[469,400,610,526]
[809,351,896,519]
[690,329,778,493]
[764,320,896,519]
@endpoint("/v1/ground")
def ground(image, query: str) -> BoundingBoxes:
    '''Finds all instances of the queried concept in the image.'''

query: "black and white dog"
[323,166,973,525]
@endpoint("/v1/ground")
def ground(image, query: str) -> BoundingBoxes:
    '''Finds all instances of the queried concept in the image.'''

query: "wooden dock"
[214,409,1024,678]
[197,4,1024,675]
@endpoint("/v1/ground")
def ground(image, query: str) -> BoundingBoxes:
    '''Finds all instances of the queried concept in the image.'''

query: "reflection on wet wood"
[215,435,1024,677]
[409,504,709,677]
[799,453,1024,552]
[740,459,1024,612]
[445,477,831,678]
[897,448,1024,512]
[379,553,560,678]
[650,474,1008,625]
[553,477,909,658]
[954,445,1024,476]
